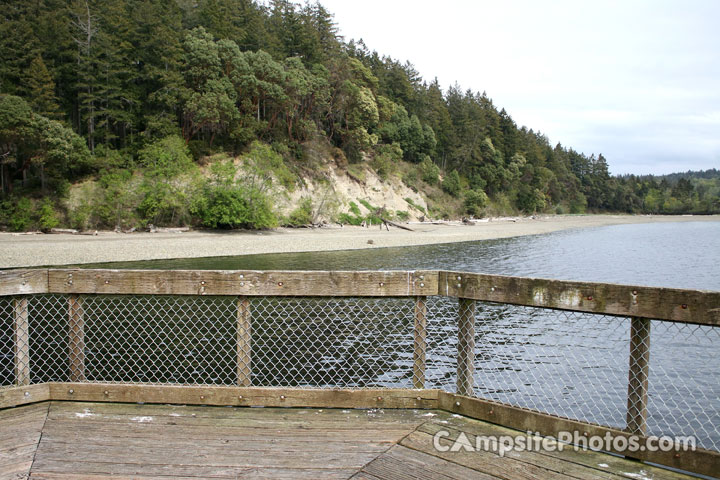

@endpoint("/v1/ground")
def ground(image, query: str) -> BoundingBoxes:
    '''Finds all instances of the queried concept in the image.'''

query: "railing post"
[456,298,476,397]
[237,297,252,387]
[412,296,427,389]
[626,316,651,435]
[13,297,30,386]
[68,294,86,382]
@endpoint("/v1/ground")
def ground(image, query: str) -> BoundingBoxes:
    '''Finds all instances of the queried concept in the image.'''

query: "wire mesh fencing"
[0,294,419,389]
[251,297,416,388]
[1,291,718,452]
[424,296,720,451]
[0,296,21,387]
[647,321,720,451]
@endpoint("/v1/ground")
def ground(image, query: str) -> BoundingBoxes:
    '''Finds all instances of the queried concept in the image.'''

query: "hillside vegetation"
[1,0,718,231]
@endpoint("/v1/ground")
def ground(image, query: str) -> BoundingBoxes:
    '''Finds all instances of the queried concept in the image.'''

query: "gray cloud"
[321,0,720,175]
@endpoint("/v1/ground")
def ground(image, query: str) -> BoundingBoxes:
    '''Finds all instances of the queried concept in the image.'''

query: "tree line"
[1,0,718,230]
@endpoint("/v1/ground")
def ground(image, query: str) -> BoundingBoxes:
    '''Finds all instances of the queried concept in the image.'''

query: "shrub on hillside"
[419,155,440,185]
[286,197,313,226]
[464,189,488,217]
[442,170,461,197]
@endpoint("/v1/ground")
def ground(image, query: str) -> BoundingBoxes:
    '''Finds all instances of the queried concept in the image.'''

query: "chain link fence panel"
[1,292,718,451]
[1,296,17,387]
[251,297,415,388]
[648,321,720,451]
[425,296,719,451]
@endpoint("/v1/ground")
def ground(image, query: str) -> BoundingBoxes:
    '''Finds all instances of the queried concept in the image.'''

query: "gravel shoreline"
[1,214,718,269]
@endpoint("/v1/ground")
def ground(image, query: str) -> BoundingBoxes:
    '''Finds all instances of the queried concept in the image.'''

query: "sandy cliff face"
[276,164,429,223]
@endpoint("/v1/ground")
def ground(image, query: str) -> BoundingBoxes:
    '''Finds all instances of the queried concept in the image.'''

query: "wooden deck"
[0,402,696,480]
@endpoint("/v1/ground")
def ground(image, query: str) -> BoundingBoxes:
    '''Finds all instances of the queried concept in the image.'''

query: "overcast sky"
[318,0,720,175]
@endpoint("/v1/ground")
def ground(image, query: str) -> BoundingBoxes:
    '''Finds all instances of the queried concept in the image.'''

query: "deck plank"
[360,445,500,480]
[0,403,48,480]
[29,402,421,479]
[402,430,581,480]
[0,402,703,480]
[421,411,697,480]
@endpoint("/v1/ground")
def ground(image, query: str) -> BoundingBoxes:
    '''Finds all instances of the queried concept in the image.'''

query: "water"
[85,221,720,290]
[64,221,720,448]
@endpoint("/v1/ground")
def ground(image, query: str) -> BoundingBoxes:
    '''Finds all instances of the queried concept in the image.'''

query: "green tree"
[442,170,461,197]
[25,57,61,118]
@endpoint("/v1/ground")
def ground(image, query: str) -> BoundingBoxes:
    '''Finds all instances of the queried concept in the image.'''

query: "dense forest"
[1,0,718,231]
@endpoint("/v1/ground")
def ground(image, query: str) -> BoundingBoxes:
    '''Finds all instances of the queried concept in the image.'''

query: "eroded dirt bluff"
[276,164,429,223]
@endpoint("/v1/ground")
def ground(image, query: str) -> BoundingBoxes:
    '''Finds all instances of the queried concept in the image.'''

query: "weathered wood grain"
[27,402,424,479]
[0,269,48,296]
[13,297,30,386]
[360,444,499,480]
[440,270,720,325]
[438,391,720,479]
[47,269,439,297]
[47,383,439,409]
[456,298,476,397]
[236,297,251,387]
[67,295,85,383]
[0,402,48,480]
[420,412,694,480]
[626,317,650,435]
[0,384,49,410]
[419,422,631,480]
[412,296,427,389]
[401,430,576,480]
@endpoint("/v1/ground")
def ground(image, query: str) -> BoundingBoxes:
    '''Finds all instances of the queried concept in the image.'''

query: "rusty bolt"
[587,296,593,301]
[24,391,29,397]
[239,274,244,279]
[104,390,109,396]
[68,389,74,394]
[489,410,493,415]
[377,396,382,401]
[420,283,425,287]
[200,395,205,400]
[379,282,384,287]
[201,281,205,285]
[238,395,243,400]
[681,304,688,309]
[455,401,461,407]
[280,395,286,400]
[416,396,422,401]
[278,282,283,286]
[632,290,638,295]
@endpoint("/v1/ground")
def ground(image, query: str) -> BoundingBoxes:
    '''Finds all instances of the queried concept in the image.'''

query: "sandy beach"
[1,214,718,268]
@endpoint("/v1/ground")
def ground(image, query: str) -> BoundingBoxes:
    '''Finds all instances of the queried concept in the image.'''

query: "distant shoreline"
[1,214,718,269]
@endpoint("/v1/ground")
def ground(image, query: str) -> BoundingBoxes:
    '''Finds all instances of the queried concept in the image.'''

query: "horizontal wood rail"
[440,270,720,326]
[2,268,718,325]
[0,384,438,411]
[47,269,440,297]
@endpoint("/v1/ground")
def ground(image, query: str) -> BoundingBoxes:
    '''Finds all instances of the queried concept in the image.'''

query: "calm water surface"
[86,221,720,290]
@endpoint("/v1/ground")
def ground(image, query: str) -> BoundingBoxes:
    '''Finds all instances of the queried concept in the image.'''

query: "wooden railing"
[1,268,719,477]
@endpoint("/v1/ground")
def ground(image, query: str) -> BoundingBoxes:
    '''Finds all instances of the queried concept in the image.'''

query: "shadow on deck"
[1,402,694,480]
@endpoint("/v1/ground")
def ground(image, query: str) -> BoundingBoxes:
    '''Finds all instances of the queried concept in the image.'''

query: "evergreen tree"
[25,57,62,119]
